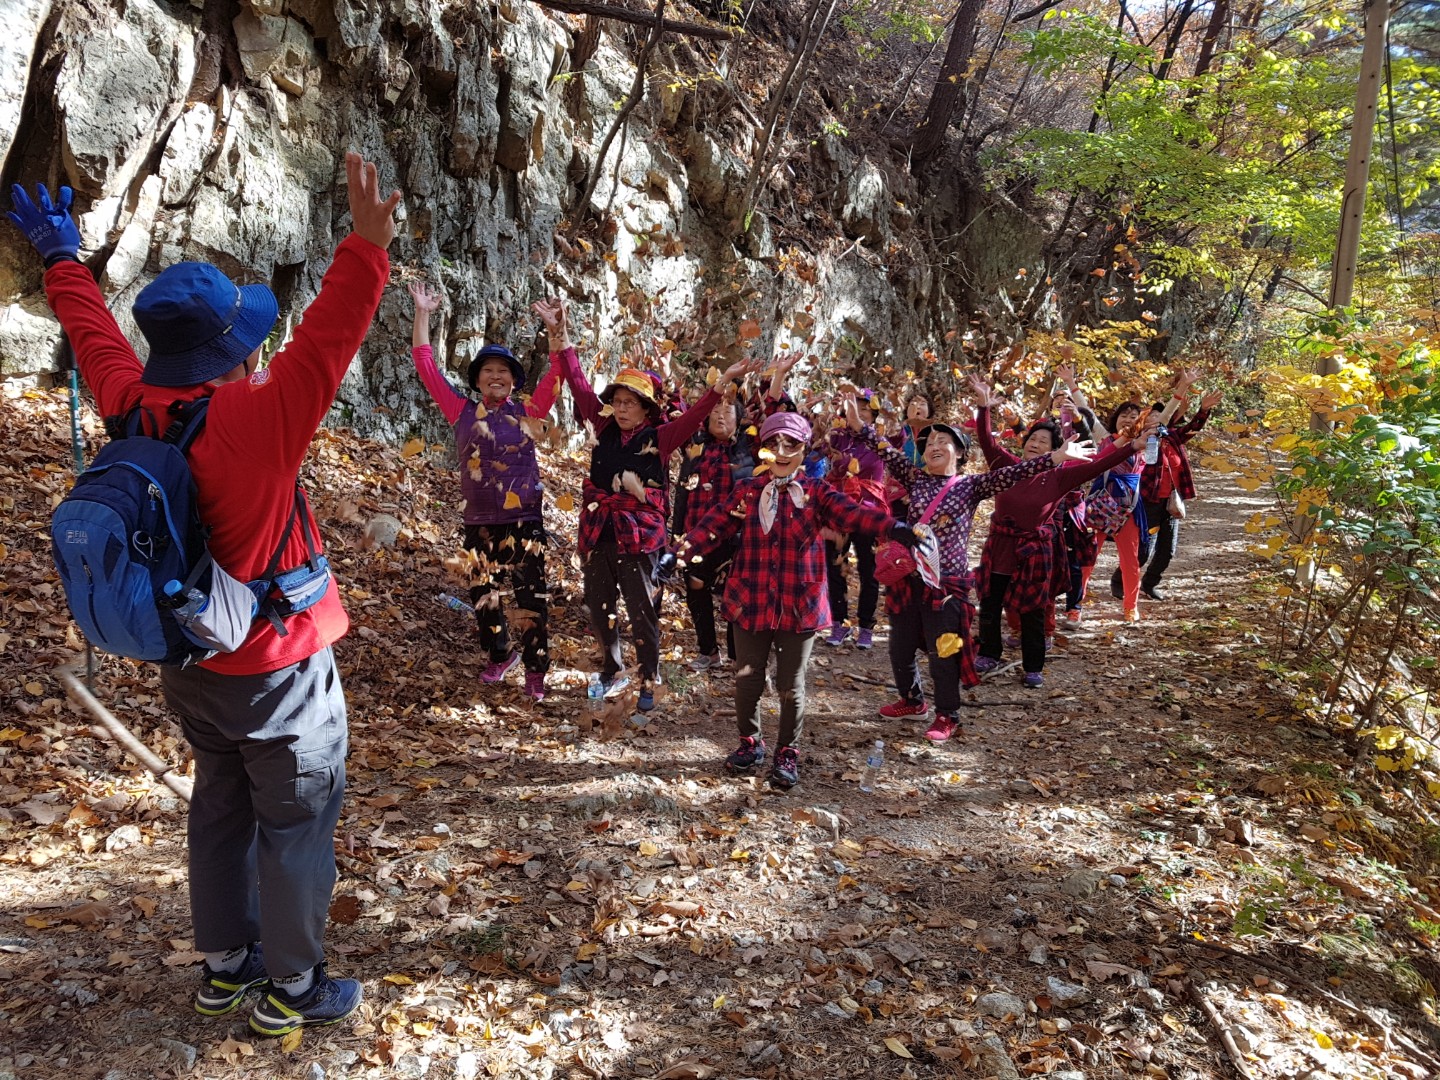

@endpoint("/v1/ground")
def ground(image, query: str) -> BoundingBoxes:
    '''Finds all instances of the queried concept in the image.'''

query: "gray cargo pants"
[160,646,348,979]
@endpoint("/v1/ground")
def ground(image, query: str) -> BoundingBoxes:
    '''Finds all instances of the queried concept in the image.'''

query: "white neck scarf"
[759,473,807,534]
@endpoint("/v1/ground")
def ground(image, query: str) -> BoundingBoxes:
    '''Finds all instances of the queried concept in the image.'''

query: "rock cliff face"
[1,0,987,441]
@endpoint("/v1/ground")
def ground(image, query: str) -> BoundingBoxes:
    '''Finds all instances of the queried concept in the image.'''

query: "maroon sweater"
[976,408,1136,575]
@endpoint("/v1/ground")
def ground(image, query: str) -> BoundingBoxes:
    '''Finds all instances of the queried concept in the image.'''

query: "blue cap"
[468,343,526,392]
[134,263,279,387]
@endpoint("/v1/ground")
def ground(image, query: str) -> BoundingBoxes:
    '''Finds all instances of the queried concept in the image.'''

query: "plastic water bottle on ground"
[163,580,209,621]
[586,673,605,715]
[438,592,469,613]
[860,739,885,793]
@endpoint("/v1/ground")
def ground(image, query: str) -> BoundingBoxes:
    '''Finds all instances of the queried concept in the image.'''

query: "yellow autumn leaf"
[503,491,522,510]
[883,1037,914,1059]
[577,943,600,960]
[1273,434,1300,451]
[1364,725,1407,751]
[401,437,424,459]
[554,493,575,512]
[639,840,660,857]
[1235,475,1266,492]
[382,973,414,985]
[935,633,961,658]
[847,458,860,475]
[1312,1029,1334,1050]
[706,366,720,387]
[1375,755,1402,772]
[280,1029,303,1053]
[0,728,26,742]
[729,848,750,861]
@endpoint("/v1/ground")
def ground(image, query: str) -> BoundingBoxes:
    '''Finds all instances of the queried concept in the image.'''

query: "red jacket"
[45,234,390,674]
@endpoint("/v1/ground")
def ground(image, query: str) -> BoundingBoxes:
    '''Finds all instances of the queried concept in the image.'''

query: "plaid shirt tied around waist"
[578,482,668,555]
[977,518,1065,615]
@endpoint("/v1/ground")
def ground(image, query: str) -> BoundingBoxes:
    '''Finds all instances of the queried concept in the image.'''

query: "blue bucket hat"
[134,263,279,387]
[467,343,526,392]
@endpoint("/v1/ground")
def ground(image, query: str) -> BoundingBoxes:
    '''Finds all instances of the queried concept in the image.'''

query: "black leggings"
[464,521,549,672]
[826,535,878,630]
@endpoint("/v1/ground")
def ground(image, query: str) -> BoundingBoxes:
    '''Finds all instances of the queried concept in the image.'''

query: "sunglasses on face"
[764,436,805,453]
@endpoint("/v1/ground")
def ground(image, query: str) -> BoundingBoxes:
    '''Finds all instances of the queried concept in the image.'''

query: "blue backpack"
[51,398,331,666]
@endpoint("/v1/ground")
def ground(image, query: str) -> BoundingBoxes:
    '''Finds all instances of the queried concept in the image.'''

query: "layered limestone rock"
[0,0,969,443]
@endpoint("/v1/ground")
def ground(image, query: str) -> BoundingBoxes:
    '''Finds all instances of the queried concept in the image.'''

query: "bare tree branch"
[529,0,736,40]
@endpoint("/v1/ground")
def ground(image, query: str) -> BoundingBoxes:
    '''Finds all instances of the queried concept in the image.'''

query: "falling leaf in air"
[936,633,961,658]
[401,438,424,459]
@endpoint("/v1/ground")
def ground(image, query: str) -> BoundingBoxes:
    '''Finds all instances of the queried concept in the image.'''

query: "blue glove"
[7,184,81,264]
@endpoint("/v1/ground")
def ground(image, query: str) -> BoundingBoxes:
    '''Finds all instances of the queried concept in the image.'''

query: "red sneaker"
[878,698,928,719]
[924,713,959,742]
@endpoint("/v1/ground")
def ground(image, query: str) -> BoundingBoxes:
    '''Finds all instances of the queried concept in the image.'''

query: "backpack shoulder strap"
[160,396,211,453]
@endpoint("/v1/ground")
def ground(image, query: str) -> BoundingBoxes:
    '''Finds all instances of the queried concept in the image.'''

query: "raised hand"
[1055,361,1077,387]
[7,183,81,263]
[408,280,442,315]
[346,152,402,250]
[967,372,1000,409]
[1199,388,1223,411]
[842,394,863,432]
[531,298,570,348]
[1050,436,1095,465]
[718,355,763,385]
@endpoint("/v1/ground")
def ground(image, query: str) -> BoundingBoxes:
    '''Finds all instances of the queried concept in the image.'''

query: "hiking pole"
[60,334,97,688]
[54,660,194,803]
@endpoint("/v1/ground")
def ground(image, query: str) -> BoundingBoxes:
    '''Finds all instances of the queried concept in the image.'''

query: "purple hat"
[759,411,812,445]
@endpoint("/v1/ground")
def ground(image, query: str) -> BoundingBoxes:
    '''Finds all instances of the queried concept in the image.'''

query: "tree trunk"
[738,0,839,226]
[1191,0,1230,79]
[1155,0,1197,81]
[910,0,984,167]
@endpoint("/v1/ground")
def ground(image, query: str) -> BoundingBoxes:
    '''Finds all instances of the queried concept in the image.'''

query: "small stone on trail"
[156,1039,196,1070]
[1046,975,1092,1006]
[1060,867,1104,898]
[976,991,1027,1018]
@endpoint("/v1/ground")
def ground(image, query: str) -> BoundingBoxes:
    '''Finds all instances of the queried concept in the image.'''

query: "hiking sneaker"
[1003,634,1021,651]
[725,736,767,774]
[249,966,362,1037]
[855,629,874,650]
[1022,672,1044,689]
[688,651,723,672]
[1044,636,1055,653]
[194,943,267,1017]
[925,713,959,743]
[1124,608,1140,623]
[824,625,851,647]
[638,689,657,712]
[524,672,546,701]
[481,652,519,684]
[602,674,631,698]
[973,656,1000,675]
[1064,609,1082,626]
[769,746,800,790]
[1110,571,1124,599]
[1141,585,1164,601]
[878,698,928,719]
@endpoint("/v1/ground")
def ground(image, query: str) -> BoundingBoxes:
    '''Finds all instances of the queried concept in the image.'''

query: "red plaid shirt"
[682,475,895,633]
[578,485,669,555]
[675,436,752,536]
[977,519,1065,614]
[1141,409,1210,503]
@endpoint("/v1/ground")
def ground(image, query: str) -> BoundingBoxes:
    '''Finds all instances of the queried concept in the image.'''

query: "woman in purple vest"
[410,282,562,700]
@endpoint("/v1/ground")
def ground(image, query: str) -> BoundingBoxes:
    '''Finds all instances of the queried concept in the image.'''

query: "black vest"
[590,423,665,493]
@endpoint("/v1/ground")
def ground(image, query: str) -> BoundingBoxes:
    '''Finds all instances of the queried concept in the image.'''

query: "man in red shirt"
[8,154,401,1036]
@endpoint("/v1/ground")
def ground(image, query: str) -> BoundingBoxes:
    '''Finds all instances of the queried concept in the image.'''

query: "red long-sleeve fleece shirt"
[44,234,390,675]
